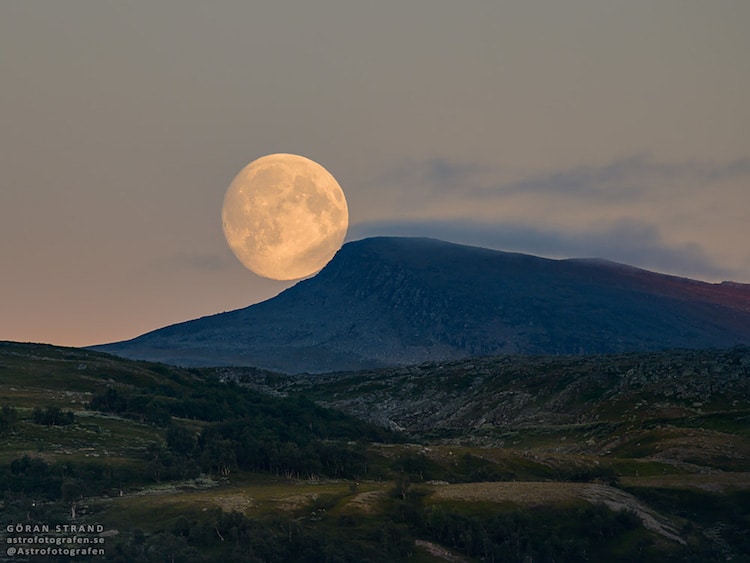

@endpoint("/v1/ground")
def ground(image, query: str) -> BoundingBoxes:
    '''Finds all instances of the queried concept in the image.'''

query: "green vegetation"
[0,341,749,561]
[0,404,18,430]
[86,376,394,482]
[31,405,75,426]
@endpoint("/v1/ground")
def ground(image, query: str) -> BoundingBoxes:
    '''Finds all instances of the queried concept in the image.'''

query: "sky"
[1,1,748,348]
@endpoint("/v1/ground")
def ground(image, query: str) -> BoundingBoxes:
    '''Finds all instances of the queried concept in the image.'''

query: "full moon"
[221,153,349,280]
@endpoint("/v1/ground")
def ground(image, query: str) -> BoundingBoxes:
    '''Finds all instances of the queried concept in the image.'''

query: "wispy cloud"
[348,218,741,282]
[371,156,489,194]
[494,155,649,202]
[370,154,750,204]
[357,154,750,282]
[497,155,750,200]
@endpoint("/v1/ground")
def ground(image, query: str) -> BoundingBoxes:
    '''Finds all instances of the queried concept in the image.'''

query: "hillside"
[1,342,750,560]
[93,237,750,373]
[228,346,750,461]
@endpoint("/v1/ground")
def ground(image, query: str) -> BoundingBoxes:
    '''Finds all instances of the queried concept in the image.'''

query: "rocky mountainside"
[92,237,750,373]
[228,346,750,442]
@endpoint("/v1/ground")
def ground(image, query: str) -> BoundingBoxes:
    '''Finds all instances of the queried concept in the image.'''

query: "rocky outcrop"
[223,347,750,439]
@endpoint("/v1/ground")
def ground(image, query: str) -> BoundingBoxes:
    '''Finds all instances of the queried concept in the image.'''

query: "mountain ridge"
[91,237,750,372]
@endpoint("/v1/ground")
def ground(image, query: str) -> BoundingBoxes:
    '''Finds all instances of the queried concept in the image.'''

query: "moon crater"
[222,153,348,280]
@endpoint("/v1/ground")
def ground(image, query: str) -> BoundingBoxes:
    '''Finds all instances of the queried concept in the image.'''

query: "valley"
[1,341,749,561]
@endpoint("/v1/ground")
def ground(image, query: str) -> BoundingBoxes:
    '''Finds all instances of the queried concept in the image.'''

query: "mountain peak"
[92,237,750,373]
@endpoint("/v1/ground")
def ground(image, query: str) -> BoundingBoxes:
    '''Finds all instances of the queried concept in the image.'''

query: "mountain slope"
[92,237,750,372]
[230,346,750,446]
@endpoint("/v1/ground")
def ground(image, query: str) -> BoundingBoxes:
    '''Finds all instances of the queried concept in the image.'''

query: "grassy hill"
[1,341,749,561]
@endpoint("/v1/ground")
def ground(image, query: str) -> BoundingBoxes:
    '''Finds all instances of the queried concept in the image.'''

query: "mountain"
[92,237,750,372]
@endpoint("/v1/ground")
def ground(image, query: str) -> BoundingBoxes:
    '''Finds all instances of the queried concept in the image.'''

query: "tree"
[33,406,74,426]
[201,439,236,477]
[61,478,85,519]
[0,405,18,430]
[166,424,196,458]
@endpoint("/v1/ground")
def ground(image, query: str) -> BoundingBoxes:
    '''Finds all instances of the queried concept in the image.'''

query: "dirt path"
[578,483,684,544]
[414,539,470,562]
[345,490,386,513]
[431,481,684,544]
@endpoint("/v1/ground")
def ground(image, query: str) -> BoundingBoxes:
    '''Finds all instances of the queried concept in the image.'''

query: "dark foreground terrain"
[1,341,749,562]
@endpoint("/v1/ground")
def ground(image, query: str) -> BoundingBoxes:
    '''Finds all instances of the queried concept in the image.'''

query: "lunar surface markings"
[222,154,349,280]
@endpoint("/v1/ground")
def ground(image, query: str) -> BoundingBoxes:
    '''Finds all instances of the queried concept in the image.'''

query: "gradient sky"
[2,1,749,347]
